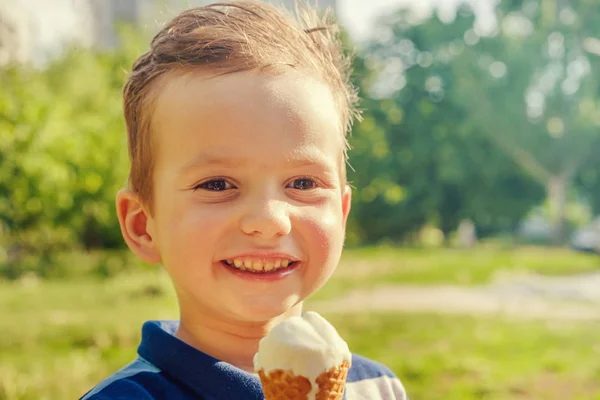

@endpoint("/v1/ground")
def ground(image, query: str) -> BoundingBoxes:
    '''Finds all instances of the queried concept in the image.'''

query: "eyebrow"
[179,151,335,173]
[180,155,245,172]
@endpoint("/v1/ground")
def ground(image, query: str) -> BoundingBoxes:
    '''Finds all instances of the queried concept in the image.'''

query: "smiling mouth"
[221,258,298,274]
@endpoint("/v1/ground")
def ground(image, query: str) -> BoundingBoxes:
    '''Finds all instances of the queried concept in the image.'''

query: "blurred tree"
[575,152,600,216]
[347,6,545,244]
[0,26,146,274]
[355,0,600,244]
[450,0,600,242]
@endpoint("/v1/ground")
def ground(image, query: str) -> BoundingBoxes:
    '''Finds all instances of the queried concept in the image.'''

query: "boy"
[81,1,407,399]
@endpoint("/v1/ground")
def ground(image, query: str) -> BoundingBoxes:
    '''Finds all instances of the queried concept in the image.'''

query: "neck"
[175,303,303,373]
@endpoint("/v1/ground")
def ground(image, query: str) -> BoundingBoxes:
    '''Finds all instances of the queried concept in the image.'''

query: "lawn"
[329,313,600,400]
[311,245,600,300]
[1,246,599,399]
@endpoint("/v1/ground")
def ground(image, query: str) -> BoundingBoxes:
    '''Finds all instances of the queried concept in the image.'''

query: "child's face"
[146,70,351,322]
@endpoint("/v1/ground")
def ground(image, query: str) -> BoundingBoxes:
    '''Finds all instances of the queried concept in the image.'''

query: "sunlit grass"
[327,312,600,400]
[1,246,599,399]
[312,245,600,300]
[0,270,178,400]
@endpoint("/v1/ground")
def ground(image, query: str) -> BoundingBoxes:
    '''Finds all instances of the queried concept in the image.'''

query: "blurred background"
[1,0,600,399]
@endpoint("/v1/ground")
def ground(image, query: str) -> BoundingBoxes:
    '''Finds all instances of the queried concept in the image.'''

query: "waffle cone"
[315,360,350,400]
[258,369,312,400]
[258,360,350,400]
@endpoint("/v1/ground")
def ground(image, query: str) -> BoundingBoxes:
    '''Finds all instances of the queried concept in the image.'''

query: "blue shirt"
[80,320,407,399]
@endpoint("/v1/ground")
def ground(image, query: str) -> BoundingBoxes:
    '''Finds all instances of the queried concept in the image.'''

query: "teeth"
[226,257,294,272]
[265,260,274,271]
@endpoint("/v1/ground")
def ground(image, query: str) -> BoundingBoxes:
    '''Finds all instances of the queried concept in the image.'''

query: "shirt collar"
[138,320,264,400]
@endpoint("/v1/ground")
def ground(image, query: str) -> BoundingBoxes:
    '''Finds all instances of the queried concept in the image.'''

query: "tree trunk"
[546,175,569,244]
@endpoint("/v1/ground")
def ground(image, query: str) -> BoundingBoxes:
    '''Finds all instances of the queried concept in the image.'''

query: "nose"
[240,197,292,238]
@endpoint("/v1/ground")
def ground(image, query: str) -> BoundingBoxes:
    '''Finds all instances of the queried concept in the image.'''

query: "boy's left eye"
[286,178,317,190]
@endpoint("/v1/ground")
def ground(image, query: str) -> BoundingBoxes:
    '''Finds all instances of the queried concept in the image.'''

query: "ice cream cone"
[315,360,350,400]
[254,312,352,400]
[257,360,350,400]
[258,368,312,400]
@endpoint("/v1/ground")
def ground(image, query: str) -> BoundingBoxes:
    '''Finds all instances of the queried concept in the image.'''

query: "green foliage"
[575,152,600,215]
[346,8,546,243]
[0,27,148,277]
[346,0,600,244]
[453,0,600,179]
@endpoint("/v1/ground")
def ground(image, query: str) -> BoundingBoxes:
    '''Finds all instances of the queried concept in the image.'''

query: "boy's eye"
[287,178,317,190]
[195,179,234,191]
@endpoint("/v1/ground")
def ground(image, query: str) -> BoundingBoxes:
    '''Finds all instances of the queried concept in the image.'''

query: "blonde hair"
[123,0,359,209]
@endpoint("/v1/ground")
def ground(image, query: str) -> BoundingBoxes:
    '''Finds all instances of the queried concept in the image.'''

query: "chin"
[236,295,303,322]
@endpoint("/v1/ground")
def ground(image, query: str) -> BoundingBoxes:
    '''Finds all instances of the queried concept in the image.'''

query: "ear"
[341,184,352,229]
[115,189,161,264]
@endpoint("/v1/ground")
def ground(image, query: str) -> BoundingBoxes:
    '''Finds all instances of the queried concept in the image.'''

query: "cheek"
[300,205,345,264]
[156,201,231,262]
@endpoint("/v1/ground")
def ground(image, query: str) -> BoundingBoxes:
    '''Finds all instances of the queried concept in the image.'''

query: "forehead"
[151,69,345,171]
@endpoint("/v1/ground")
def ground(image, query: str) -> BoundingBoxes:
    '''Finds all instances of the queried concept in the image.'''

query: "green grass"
[312,245,600,300]
[328,312,600,400]
[1,246,599,399]
[0,270,179,400]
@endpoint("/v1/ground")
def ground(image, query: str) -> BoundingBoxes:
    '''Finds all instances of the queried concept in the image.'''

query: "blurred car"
[570,217,600,254]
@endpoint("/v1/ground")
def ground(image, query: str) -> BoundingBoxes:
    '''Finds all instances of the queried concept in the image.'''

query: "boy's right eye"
[193,179,235,191]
